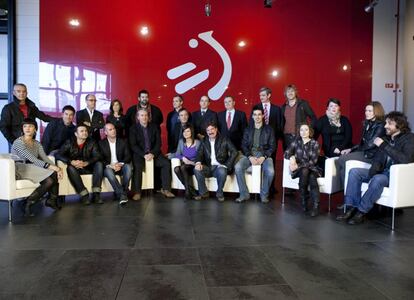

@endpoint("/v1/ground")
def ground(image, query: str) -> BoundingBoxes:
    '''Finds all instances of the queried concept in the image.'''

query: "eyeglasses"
[87,99,97,102]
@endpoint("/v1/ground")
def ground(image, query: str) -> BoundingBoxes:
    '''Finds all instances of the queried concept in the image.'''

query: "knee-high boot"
[299,188,309,212]
[309,187,320,217]
[23,190,43,217]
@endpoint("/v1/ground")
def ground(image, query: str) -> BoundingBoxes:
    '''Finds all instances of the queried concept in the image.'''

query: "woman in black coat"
[315,98,353,158]
[106,99,127,138]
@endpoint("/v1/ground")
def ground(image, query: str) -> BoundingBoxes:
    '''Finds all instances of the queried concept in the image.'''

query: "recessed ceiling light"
[69,19,80,27]
[238,41,246,47]
[140,26,149,36]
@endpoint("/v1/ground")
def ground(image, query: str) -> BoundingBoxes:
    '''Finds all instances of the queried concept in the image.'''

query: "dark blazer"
[241,124,276,158]
[55,138,101,165]
[168,122,192,154]
[76,109,105,141]
[129,122,161,162]
[125,104,163,136]
[314,115,353,157]
[166,110,192,153]
[281,99,317,131]
[98,138,131,166]
[196,134,238,173]
[0,96,54,144]
[218,110,247,151]
[192,109,218,138]
[42,119,76,155]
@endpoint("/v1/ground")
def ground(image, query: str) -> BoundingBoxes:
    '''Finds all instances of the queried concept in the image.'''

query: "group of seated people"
[1,83,413,225]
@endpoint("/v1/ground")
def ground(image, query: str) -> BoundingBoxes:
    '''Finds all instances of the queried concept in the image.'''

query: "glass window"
[0,34,7,93]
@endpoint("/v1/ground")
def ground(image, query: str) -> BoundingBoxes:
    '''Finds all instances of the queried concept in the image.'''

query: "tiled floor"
[1,188,414,299]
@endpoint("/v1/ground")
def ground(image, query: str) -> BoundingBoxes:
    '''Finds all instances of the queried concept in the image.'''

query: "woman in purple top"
[174,124,201,199]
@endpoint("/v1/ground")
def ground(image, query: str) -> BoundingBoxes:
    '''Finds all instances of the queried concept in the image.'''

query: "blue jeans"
[235,156,274,199]
[194,165,227,197]
[103,163,132,197]
[345,168,389,213]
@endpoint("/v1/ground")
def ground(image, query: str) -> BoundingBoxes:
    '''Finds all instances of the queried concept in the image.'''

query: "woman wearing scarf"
[314,98,353,158]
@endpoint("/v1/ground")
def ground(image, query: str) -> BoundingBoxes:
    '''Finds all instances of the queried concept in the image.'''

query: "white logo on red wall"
[167,31,232,101]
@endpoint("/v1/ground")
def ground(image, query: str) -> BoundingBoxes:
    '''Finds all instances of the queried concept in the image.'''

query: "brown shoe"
[194,192,209,201]
[161,189,175,198]
[132,193,141,201]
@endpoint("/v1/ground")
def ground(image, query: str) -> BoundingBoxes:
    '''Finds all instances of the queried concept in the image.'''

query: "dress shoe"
[309,206,319,217]
[132,193,141,201]
[81,194,91,206]
[216,193,225,202]
[161,189,175,198]
[348,211,365,225]
[336,207,357,221]
[92,192,103,204]
[194,192,209,201]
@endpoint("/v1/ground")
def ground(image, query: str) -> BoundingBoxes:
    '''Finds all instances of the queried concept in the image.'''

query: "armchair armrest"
[344,160,371,193]
[0,154,16,200]
[389,163,414,207]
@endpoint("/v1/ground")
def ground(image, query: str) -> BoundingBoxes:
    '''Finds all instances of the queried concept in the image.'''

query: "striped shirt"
[12,137,54,168]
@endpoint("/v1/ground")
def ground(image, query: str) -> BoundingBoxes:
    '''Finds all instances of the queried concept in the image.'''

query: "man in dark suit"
[99,123,132,205]
[217,96,247,151]
[129,108,174,201]
[42,105,76,155]
[76,94,105,141]
[192,95,218,140]
[125,89,163,136]
[167,94,184,153]
[250,87,282,147]
[168,108,191,156]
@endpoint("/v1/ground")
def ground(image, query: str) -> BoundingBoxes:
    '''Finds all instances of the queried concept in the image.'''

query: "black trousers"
[67,162,104,194]
[132,156,171,193]
[174,164,195,189]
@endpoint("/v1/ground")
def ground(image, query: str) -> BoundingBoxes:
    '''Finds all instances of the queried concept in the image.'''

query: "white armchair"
[282,157,342,211]
[170,158,262,194]
[344,160,414,230]
[0,154,41,221]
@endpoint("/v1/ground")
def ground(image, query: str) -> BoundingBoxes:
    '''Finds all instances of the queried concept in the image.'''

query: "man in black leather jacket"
[235,105,276,203]
[0,83,54,145]
[194,122,237,202]
[55,125,104,205]
[337,111,414,225]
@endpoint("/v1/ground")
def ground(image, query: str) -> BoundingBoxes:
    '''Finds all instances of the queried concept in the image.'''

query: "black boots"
[92,192,103,204]
[348,211,365,225]
[45,195,59,210]
[336,207,357,221]
[299,188,308,212]
[22,190,42,217]
[309,188,320,217]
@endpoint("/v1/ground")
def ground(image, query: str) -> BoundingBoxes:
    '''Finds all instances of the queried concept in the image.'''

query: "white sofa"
[0,153,154,222]
[57,160,154,196]
[170,158,262,194]
[344,160,414,230]
[282,157,342,211]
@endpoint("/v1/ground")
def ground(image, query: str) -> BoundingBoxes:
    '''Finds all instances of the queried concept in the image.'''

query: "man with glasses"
[76,94,105,141]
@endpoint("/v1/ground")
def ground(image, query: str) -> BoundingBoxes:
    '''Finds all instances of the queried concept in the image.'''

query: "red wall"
[40,0,372,151]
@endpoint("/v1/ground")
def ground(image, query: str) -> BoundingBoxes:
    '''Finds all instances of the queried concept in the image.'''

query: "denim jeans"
[194,165,227,197]
[67,161,104,195]
[103,163,132,197]
[235,156,274,199]
[345,167,389,213]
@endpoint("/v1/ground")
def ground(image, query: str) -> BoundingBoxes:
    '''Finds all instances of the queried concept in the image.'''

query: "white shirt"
[109,139,118,164]
[209,138,226,168]
[201,109,207,115]
[86,107,94,121]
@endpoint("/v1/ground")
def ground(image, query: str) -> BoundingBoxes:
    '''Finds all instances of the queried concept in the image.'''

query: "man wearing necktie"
[218,96,247,151]
[191,95,218,140]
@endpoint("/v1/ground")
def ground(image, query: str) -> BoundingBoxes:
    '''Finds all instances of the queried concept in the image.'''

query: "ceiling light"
[271,70,278,77]
[238,41,246,47]
[140,26,149,36]
[69,19,80,27]
[205,2,211,16]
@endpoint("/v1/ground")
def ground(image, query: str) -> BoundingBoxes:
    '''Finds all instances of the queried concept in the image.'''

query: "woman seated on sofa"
[12,118,63,216]
[173,124,200,199]
[285,124,322,217]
